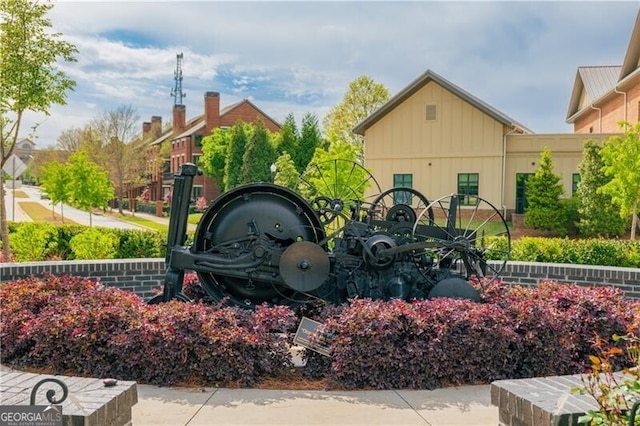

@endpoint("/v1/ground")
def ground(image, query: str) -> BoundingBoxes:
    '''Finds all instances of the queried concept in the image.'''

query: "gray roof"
[353,69,532,136]
[566,9,640,123]
[579,66,621,103]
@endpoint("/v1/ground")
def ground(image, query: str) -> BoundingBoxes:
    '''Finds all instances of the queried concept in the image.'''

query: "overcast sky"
[20,1,640,148]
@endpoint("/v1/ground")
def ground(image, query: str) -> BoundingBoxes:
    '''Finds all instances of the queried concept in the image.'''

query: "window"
[425,104,437,121]
[192,185,203,199]
[393,174,413,205]
[457,173,479,205]
[194,135,203,147]
[192,154,201,166]
[572,173,581,195]
[515,173,533,214]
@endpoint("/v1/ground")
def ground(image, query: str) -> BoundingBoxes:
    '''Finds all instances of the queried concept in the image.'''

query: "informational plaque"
[293,317,332,357]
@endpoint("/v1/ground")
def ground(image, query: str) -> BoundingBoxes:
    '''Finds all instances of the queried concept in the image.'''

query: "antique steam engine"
[151,160,510,309]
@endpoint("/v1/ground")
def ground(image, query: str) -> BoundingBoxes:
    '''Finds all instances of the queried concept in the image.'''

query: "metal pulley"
[279,241,330,292]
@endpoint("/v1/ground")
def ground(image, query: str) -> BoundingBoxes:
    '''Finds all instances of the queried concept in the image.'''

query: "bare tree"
[56,127,84,152]
[88,105,141,214]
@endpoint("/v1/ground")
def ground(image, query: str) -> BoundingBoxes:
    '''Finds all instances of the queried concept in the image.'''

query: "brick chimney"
[173,105,186,134]
[142,121,151,138]
[150,116,162,138]
[204,91,220,136]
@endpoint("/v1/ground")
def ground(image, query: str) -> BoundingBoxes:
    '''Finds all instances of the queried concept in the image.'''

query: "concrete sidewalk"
[131,384,498,426]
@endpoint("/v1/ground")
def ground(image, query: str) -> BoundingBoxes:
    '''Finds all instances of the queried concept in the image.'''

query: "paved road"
[3,184,144,230]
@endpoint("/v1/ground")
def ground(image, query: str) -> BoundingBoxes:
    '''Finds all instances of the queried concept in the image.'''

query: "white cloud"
[18,1,640,148]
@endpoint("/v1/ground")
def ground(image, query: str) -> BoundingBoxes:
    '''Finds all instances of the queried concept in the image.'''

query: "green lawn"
[18,201,78,225]
[107,213,168,233]
[188,213,202,225]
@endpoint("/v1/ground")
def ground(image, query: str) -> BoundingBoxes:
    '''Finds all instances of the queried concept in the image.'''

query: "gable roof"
[620,10,640,81]
[171,98,282,140]
[566,9,640,123]
[353,69,532,136]
[220,98,282,129]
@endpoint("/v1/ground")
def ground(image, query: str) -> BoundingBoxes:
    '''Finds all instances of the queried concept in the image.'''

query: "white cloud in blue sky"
[22,1,640,148]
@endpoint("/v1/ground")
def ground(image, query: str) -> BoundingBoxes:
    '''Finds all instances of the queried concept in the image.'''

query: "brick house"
[169,92,280,202]
[142,92,281,204]
[566,10,640,132]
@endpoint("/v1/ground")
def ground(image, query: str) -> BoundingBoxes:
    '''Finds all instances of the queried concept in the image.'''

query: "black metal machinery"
[150,160,511,308]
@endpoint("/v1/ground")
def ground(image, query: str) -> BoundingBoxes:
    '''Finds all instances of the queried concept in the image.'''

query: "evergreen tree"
[226,123,251,190]
[295,113,323,173]
[577,140,625,237]
[277,113,298,159]
[524,147,565,233]
[241,120,275,184]
[273,152,299,190]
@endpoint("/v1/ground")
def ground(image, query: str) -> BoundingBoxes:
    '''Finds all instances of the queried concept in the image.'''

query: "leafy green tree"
[0,0,77,261]
[276,113,298,159]
[600,122,640,239]
[40,160,70,221]
[295,113,323,173]
[299,140,371,202]
[226,123,251,190]
[577,140,625,237]
[241,120,275,184]
[67,151,114,226]
[322,75,390,152]
[524,147,566,233]
[273,152,300,189]
[200,127,231,186]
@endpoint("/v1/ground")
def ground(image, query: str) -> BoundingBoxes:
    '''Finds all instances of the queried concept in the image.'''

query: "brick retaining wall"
[1,259,639,300]
[0,259,165,300]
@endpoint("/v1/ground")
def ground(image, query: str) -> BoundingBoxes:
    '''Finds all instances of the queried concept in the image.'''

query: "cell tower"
[171,52,186,105]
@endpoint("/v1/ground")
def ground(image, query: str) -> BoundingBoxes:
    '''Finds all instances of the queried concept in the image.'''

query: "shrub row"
[5,222,639,268]
[297,281,638,389]
[1,274,637,389]
[0,275,296,386]
[6,222,165,261]
[487,236,640,268]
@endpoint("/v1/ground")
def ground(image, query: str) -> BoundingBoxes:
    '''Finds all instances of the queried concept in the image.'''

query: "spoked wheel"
[368,187,434,228]
[192,183,326,309]
[411,194,510,288]
[296,159,381,244]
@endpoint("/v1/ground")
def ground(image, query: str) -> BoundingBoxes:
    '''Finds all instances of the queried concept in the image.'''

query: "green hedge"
[7,223,165,261]
[5,222,640,268]
[487,236,640,268]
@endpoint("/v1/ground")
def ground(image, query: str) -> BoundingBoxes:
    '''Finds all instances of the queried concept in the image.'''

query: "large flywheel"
[192,183,326,308]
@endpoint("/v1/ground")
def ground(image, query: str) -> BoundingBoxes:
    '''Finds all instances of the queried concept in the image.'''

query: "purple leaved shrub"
[1,275,637,389]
